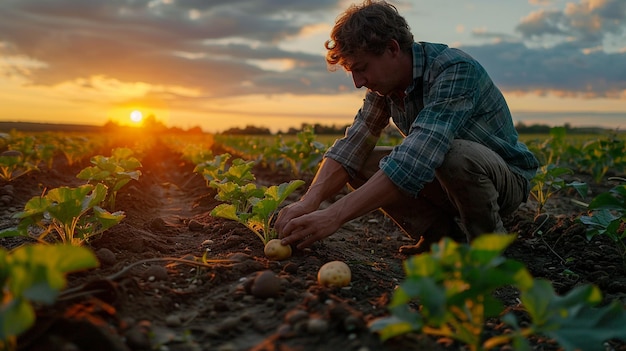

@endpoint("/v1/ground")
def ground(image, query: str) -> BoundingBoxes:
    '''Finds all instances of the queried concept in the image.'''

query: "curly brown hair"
[325,0,413,71]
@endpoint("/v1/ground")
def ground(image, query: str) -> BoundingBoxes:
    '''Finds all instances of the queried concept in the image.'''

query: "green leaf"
[210,204,239,221]
[76,166,110,181]
[522,279,626,351]
[0,297,35,341]
[403,254,439,278]
[369,314,421,341]
[10,245,99,297]
[112,178,132,192]
[14,196,50,219]
[468,233,516,264]
[409,277,447,324]
[265,180,305,203]
[579,209,621,239]
[588,185,626,211]
[566,181,588,199]
[92,207,126,231]
[252,198,278,224]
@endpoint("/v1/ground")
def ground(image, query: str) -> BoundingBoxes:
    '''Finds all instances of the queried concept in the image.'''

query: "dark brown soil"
[1,138,625,351]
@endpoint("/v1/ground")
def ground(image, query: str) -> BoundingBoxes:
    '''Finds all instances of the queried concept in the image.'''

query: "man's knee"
[436,140,486,184]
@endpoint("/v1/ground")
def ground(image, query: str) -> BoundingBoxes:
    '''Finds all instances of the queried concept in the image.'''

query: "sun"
[130,110,143,123]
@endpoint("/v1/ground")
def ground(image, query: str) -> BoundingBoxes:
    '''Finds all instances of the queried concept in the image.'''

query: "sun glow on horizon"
[130,110,143,123]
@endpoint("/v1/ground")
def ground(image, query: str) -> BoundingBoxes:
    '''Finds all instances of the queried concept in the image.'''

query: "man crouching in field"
[275,0,539,254]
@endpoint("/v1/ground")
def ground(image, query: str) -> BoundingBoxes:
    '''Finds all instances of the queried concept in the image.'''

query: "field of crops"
[1,127,626,351]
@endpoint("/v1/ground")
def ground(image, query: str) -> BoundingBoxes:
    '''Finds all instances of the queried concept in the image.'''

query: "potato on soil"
[317,261,351,287]
[264,239,292,260]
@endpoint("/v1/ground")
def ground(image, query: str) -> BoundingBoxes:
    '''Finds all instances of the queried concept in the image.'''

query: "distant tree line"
[1,119,613,136]
[219,122,612,136]
[102,115,205,135]
[220,123,351,135]
[514,122,609,135]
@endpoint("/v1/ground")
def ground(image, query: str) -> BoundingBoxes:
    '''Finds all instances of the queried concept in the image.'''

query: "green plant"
[275,126,326,177]
[193,154,258,189]
[196,153,304,245]
[530,164,587,215]
[369,234,626,351]
[181,144,213,165]
[211,181,264,213]
[1,244,99,350]
[526,126,569,166]
[59,136,95,166]
[6,135,39,166]
[504,278,626,351]
[211,179,305,244]
[0,151,38,182]
[0,183,125,245]
[193,153,232,186]
[76,147,142,210]
[578,177,626,257]
[568,134,626,184]
[35,141,57,170]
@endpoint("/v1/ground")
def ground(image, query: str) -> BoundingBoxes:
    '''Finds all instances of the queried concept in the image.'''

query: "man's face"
[345,49,399,96]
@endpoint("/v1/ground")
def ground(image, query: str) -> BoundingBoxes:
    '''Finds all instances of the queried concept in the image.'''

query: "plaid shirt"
[325,42,540,197]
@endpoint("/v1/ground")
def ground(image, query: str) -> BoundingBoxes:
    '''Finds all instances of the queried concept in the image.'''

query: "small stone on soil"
[250,270,282,298]
[95,248,116,266]
[188,219,204,231]
[306,318,328,334]
[143,264,168,281]
[165,314,182,327]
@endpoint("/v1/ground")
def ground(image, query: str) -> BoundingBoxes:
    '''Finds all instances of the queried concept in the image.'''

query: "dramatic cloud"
[516,0,626,49]
[464,41,626,98]
[0,0,349,100]
[468,0,626,98]
[0,0,624,107]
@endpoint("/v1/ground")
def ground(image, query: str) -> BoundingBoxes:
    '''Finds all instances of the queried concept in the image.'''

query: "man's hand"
[275,158,352,250]
[277,169,406,250]
[278,208,343,249]
[274,200,317,235]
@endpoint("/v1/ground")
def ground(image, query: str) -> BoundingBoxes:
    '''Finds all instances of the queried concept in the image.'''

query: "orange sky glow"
[1,0,625,133]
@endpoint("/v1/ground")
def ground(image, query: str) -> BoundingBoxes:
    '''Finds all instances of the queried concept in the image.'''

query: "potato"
[264,239,292,260]
[317,261,351,287]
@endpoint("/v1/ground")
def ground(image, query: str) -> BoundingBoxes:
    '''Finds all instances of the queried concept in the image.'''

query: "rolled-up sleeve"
[324,91,390,177]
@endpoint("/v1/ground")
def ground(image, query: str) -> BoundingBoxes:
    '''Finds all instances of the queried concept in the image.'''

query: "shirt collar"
[405,42,424,95]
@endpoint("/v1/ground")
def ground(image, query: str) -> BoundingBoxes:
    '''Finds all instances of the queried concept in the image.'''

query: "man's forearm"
[300,157,351,208]
[327,169,406,225]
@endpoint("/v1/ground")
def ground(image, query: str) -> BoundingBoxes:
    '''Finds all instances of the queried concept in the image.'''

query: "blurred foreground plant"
[0,244,98,351]
[369,234,626,351]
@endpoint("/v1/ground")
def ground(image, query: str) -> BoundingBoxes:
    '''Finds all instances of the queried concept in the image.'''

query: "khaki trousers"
[349,139,528,247]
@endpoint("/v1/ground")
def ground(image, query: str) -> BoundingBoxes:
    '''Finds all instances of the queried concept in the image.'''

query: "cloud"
[464,0,626,99]
[463,41,626,98]
[0,0,624,108]
[516,0,626,49]
[0,0,349,100]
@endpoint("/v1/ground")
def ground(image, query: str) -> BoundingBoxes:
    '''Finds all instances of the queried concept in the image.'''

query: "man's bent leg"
[380,180,467,253]
[348,147,465,253]
[436,140,527,240]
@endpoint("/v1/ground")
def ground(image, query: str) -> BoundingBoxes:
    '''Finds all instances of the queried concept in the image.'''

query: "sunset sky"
[0,0,625,133]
